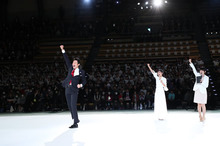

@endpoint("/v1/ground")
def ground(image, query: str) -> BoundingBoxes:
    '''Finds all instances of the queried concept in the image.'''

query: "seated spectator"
[106,91,112,110]
[16,94,26,112]
[112,91,119,110]
[100,91,106,110]
[167,90,175,109]
[139,91,145,110]
[123,89,131,109]
[81,88,90,111]
[118,91,124,110]
[145,91,153,109]
[132,91,139,110]
[94,91,101,110]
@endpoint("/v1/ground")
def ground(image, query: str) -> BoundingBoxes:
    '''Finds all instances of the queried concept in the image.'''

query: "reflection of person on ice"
[60,45,86,128]
[147,64,168,120]
[189,59,209,122]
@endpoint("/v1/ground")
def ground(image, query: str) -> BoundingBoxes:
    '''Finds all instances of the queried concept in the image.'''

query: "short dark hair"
[73,57,80,64]
[158,69,164,73]
[199,67,206,72]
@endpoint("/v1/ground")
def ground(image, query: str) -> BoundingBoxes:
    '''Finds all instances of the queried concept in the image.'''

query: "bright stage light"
[165,0,168,4]
[84,0,91,4]
[153,0,163,7]
[137,2,140,5]
[145,1,149,5]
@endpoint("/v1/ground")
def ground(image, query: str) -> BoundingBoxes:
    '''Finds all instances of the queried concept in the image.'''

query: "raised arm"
[147,64,155,74]
[60,45,71,68]
[189,59,200,76]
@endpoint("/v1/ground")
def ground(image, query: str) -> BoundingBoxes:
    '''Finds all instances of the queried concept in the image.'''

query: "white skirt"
[194,89,207,104]
[154,88,167,119]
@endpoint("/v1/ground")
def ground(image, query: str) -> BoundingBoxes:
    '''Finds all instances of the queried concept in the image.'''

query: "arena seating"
[208,39,220,57]
[34,37,94,64]
[95,40,199,62]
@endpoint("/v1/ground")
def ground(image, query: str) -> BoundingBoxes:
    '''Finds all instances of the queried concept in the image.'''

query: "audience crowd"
[1,58,210,113]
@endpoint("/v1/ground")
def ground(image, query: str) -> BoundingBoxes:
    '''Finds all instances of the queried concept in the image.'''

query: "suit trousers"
[65,88,79,123]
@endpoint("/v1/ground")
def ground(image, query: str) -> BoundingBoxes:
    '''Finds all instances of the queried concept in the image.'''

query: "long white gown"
[153,72,168,119]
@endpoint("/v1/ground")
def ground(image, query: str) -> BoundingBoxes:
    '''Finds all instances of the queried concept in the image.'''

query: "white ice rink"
[0,110,220,146]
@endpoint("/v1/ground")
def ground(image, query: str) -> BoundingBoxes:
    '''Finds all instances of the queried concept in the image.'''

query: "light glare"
[84,0,90,3]
[153,0,163,7]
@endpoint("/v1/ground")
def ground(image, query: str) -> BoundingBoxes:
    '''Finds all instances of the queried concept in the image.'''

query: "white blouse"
[153,72,168,91]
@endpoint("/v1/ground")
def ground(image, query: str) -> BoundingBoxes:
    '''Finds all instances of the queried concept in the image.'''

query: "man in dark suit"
[60,45,86,128]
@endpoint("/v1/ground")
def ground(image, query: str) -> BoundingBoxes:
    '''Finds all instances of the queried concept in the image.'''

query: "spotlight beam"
[153,0,163,7]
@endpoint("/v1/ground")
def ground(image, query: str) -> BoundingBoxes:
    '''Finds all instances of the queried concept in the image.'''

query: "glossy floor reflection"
[0,110,219,146]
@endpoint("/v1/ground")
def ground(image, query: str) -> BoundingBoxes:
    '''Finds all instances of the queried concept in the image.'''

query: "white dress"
[153,72,168,119]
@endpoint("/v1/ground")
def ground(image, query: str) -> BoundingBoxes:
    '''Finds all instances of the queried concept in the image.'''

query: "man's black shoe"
[69,123,78,128]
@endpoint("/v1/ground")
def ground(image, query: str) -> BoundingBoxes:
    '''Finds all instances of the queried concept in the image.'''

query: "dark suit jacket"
[62,52,86,93]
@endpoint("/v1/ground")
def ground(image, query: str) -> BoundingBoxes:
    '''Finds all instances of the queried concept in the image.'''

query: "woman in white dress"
[147,64,168,120]
[189,59,209,122]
